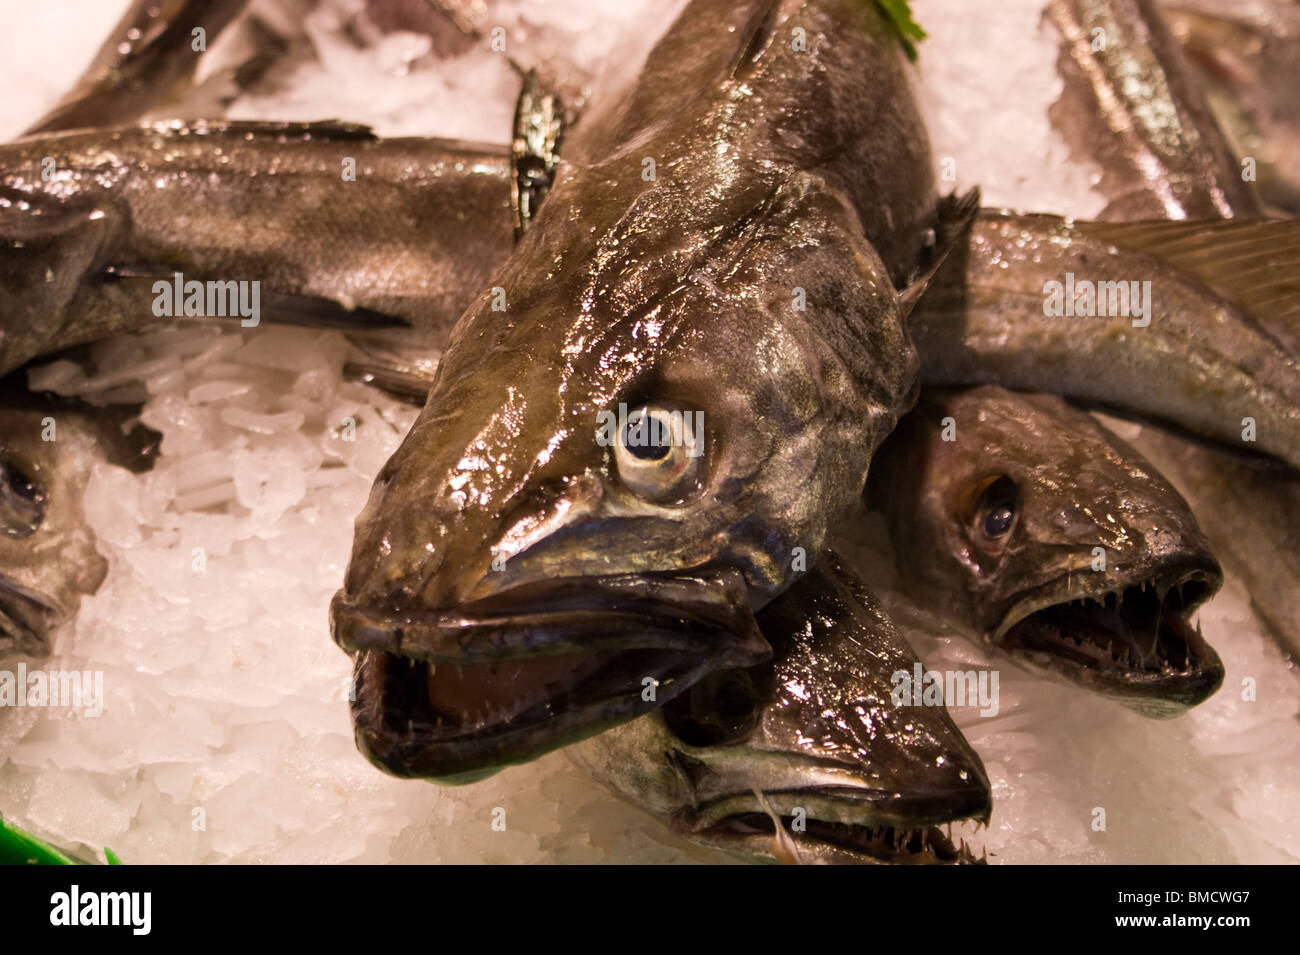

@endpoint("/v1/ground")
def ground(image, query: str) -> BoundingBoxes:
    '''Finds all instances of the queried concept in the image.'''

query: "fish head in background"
[0,388,156,656]
[569,557,991,865]
[332,170,918,782]
[870,385,1224,717]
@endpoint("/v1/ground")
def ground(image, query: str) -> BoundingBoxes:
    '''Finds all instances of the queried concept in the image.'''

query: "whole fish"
[1047,0,1263,219]
[907,212,1300,468]
[0,122,514,380]
[332,0,953,782]
[0,379,157,656]
[1160,0,1300,214]
[869,385,1224,717]
[568,556,991,865]
[25,0,251,136]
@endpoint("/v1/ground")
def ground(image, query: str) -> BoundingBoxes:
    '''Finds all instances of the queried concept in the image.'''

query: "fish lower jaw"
[994,571,1225,709]
[348,647,723,782]
[685,800,989,865]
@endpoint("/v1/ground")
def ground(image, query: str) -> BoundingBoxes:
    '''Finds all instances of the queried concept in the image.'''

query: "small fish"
[0,122,515,379]
[907,212,1300,469]
[24,0,251,136]
[869,385,1224,717]
[1047,0,1264,219]
[0,378,157,656]
[568,557,991,865]
[333,0,957,782]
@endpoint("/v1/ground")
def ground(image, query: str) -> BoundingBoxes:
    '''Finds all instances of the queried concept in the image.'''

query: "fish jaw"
[569,558,993,864]
[991,557,1224,716]
[681,789,989,866]
[334,568,771,781]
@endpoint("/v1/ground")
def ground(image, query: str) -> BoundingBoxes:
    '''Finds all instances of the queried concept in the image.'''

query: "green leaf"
[874,0,928,61]
[105,846,123,865]
[0,815,77,866]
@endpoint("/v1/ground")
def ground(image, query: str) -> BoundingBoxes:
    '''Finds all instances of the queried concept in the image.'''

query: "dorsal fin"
[1074,218,1300,353]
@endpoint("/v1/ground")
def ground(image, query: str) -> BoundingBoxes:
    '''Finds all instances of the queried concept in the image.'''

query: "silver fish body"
[0,122,514,379]
[25,0,251,136]
[1047,0,1263,219]
[908,212,1300,469]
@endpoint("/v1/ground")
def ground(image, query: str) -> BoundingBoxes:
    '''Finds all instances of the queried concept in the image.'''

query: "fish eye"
[0,453,46,539]
[971,475,1017,553]
[612,401,704,503]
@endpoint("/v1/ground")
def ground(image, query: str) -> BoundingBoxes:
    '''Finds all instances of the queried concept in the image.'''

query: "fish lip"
[681,788,990,865]
[0,579,60,656]
[988,557,1224,706]
[349,647,739,782]
[331,567,770,664]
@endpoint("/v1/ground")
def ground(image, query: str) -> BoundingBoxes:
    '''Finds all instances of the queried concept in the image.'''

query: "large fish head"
[0,403,107,655]
[872,385,1224,716]
[569,557,991,864]
[333,173,918,781]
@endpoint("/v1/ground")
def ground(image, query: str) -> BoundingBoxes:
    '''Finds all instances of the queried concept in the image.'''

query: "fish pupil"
[623,415,672,461]
[984,506,1013,537]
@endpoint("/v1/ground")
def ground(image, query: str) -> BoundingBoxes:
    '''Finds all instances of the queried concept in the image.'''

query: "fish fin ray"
[899,187,980,317]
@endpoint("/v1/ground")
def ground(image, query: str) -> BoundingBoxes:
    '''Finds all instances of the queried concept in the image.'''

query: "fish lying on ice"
[1047,0,1263,219]
[869,385,1224,717]
[568,556,992,864]
[0,377,156,656]
[0,122,514,380]
[907,213,1300,469]
[331,0,960,782]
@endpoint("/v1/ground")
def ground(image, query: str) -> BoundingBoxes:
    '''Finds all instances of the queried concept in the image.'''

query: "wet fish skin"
[333,0,938,779]
[25,0,250,136]
[0,121,514,379]
[907,211,1300,470]
[869,385,1224,717]
[568,557,991,865]
[0,380,157,656]
[1047,0,1263,219]
[1161,0,1300,214]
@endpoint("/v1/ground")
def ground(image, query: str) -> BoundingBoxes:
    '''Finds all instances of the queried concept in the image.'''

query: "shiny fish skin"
[25,0,250,136]
[568,557,991,865]
[1047,0,1263,219]
[332,0,940,780]
[907,211,1300,470]
[0,121,514,379]
[869,386,1224,716]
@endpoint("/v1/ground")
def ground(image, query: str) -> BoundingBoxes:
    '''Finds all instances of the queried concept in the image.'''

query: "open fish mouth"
[335,570,771,782]
[684,791,989,865]
[992,563,1223,712]
[0,579,60,656]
